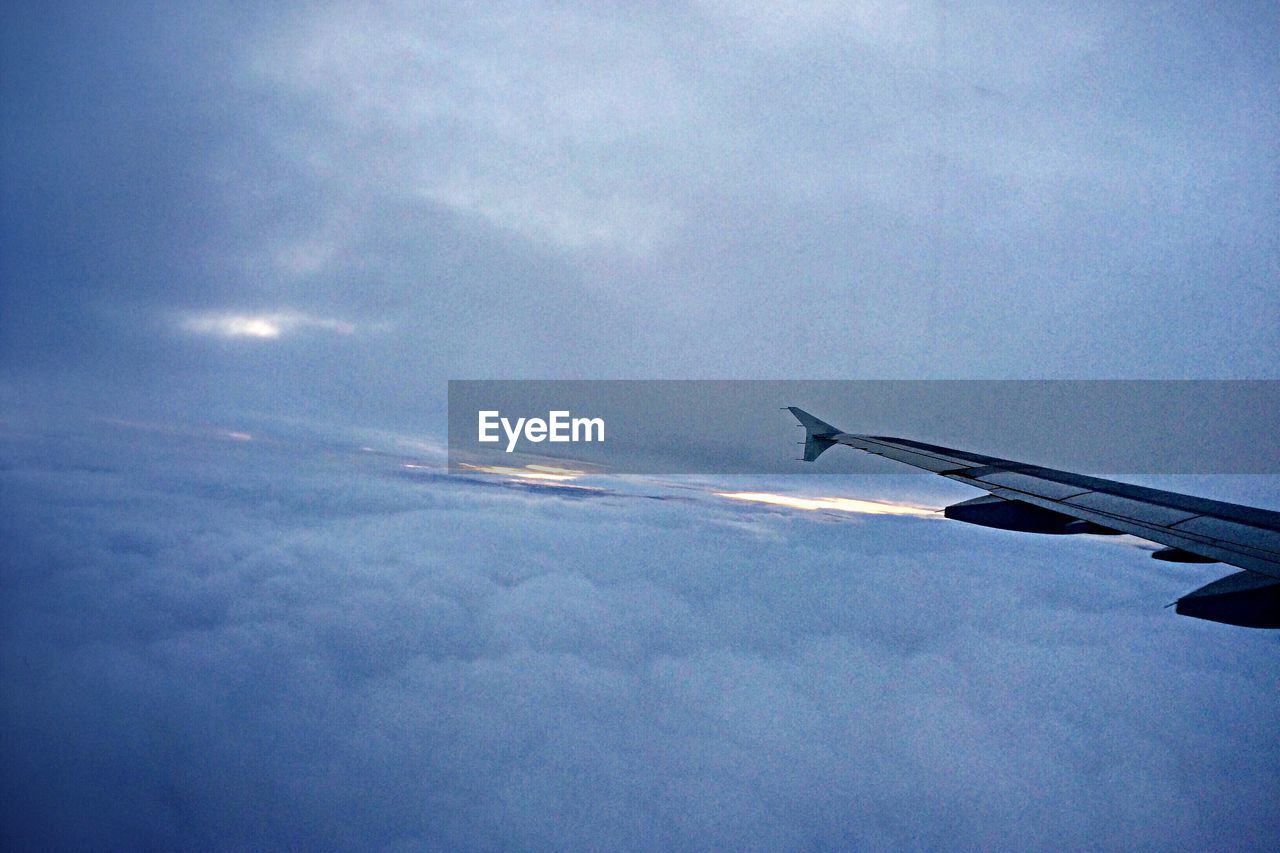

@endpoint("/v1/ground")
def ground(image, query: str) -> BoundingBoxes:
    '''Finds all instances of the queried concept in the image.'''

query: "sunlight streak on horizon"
[457,463,586,482]
[717,491,940,518]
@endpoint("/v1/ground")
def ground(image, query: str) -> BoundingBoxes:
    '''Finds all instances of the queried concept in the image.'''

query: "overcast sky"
[3,1,1278,431]
[2,2,1279,850]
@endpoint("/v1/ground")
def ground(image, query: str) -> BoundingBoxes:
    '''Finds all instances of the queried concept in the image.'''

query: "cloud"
[218,0,1278,385]
[4,0,1277,431]
[2,423,1277,850]
[249,3,693,258]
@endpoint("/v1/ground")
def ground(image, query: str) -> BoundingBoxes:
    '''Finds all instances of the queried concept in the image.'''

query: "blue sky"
[2,2,1278,850]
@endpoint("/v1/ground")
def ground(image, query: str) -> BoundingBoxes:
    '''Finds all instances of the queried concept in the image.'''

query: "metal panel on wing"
[1061,492,1203,528]
[976,471,1093,501]
[1170,516,1280,556]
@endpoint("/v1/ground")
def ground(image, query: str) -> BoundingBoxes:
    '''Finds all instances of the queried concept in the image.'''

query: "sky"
[3,0,1279,427]
[2,1,1279,850]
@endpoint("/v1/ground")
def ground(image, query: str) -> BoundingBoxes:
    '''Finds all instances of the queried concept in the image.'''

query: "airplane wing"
[787,407,1280,628]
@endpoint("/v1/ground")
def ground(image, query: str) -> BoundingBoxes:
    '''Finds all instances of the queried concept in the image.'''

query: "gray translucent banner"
[448,380,1280,475]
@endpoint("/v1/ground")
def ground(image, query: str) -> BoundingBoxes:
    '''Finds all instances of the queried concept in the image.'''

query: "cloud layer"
[2,423,1276,850]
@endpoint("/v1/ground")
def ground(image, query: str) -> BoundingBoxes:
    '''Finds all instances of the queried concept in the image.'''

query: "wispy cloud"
[249,4,694,257]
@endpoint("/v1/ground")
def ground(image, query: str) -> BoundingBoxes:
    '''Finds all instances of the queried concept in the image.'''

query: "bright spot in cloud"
[718,491,940,518]
[178,311,356,339]
[457,463,586,482]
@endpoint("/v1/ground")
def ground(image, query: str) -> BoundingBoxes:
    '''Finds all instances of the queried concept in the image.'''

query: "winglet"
[787,407,842,462]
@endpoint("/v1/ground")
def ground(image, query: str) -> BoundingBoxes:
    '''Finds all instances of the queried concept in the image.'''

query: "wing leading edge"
[787,407,1280,628]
